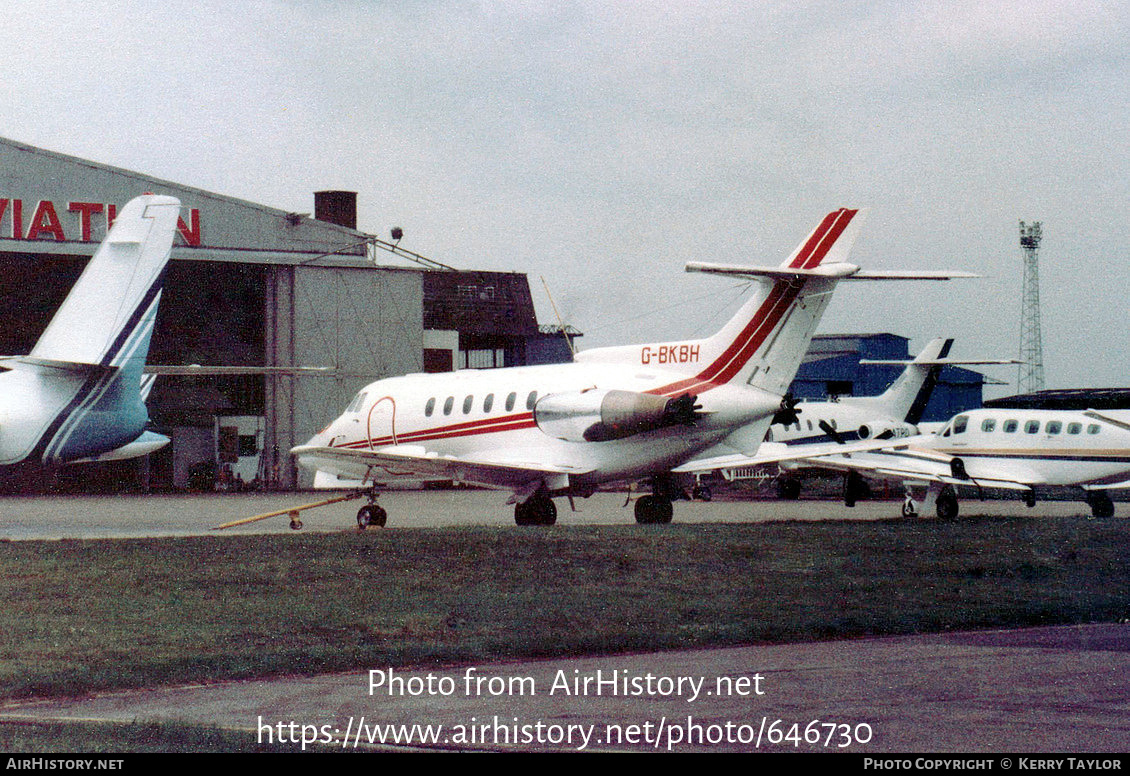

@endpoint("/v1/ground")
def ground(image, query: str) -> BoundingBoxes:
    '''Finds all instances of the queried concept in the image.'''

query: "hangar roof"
[0,136,404,269]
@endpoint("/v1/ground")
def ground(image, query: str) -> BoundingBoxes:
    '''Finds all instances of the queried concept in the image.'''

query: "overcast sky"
[2,0,1127,396]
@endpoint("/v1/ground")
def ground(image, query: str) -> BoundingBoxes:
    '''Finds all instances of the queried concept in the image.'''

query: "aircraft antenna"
[1017,221,1044,393]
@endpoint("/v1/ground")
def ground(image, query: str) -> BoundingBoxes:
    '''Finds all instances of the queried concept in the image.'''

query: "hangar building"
[0,137,541,492]
[792,333,986,422]
[1,137,987,494]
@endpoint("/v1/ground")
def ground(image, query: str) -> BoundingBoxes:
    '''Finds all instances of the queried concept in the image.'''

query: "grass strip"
[1,516,1127,700]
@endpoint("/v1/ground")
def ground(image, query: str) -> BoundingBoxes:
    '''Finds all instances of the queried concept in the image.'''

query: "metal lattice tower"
[1017,221,1044,393]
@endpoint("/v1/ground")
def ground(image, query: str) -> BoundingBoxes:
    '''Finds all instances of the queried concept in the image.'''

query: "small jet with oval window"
[273,207,975,529]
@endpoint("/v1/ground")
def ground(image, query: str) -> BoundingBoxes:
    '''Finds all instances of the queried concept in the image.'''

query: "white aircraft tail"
[21,194,180,463]
[29,194,180,372]
[846,337,954,424]
[578,208,865,397]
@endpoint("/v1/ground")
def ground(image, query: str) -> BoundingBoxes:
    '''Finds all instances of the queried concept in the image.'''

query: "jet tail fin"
[28,194,181,373]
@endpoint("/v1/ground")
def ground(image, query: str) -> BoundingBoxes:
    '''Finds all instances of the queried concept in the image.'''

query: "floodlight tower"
[1017,221,1044,394]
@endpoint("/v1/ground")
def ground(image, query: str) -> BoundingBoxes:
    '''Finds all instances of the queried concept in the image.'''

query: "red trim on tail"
[652,208,858,396]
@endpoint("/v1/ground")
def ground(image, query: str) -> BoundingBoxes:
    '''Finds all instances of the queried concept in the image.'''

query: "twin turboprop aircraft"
[0,194,179,469]
[291,208,974,528]
[793,408,1130,519]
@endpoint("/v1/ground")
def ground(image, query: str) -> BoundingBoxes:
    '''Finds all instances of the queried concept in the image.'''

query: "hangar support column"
[264,264,298,490]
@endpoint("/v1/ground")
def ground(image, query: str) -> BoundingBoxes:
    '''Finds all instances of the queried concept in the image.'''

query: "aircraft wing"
[671,437,934,474]
[779,444,1040,491]
[675,438,1040,491]
[291,443,595,492]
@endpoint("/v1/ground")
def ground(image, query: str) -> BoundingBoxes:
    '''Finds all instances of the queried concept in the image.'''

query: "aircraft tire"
[634,495,673,524]
[357,504,387,529]
[777,478,801,500]
[1088,493,1114,519]
[936,488,959,520]
[515,495,556,526]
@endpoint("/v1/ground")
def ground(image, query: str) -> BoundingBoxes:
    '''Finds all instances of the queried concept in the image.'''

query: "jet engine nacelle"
[857,421,918,440]
[534,389,700,443]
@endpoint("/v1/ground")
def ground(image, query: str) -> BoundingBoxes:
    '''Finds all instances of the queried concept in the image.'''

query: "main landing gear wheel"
[357,504,387,529]
[634,494,673,524]
[901,498,918,518]
[288,510,303,531]
[935,486,959,520]
[1087,492,1114,519]
[692,484,712,502]
[514,493,557,526]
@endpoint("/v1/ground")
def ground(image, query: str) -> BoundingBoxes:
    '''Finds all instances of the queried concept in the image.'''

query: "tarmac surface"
[2,623,1128,752]
[0,488,1115,540]
[1,490,1126,753]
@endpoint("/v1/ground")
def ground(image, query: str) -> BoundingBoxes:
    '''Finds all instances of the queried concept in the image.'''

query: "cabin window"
[346,391,367,413]
[1046,421,1062,435]
[1068,423,1082,435]
[506,392,517,411]
[526,390,539,410]
[1003,420,1018,433]
[443,396,454,415]
[807,420,813,431]
[463,395,474,414]
[981,418,996,432]
[1088,424,1101,435]
[1025,420,1040,434]
[483,393,494,413]
[425,397,435,417]
[952,415,968,434]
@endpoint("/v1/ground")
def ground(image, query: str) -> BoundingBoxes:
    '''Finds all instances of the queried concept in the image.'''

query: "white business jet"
[746,339,1016,498]
[289,208,972,528]
[784,407,1130,519]
[0,194,180,467]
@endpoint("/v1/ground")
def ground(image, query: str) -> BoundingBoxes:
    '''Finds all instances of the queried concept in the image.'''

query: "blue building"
[790,333,986,422]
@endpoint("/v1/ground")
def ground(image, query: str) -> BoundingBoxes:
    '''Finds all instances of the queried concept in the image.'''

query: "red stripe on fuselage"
[337,412,537,450]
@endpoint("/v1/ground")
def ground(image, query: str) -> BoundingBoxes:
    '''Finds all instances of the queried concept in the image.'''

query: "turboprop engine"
[534,389,702,443]
[856,421,918,440]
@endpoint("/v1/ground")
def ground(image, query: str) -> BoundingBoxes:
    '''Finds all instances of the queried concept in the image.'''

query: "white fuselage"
[921,408,1130,487]
[298,360,781,493]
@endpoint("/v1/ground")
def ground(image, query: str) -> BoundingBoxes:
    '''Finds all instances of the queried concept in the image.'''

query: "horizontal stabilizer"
[860,358,1019,366]
[13,357,117,376]
[145,365,331,375]
[686,263,978,282]
[685,261,864,280]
